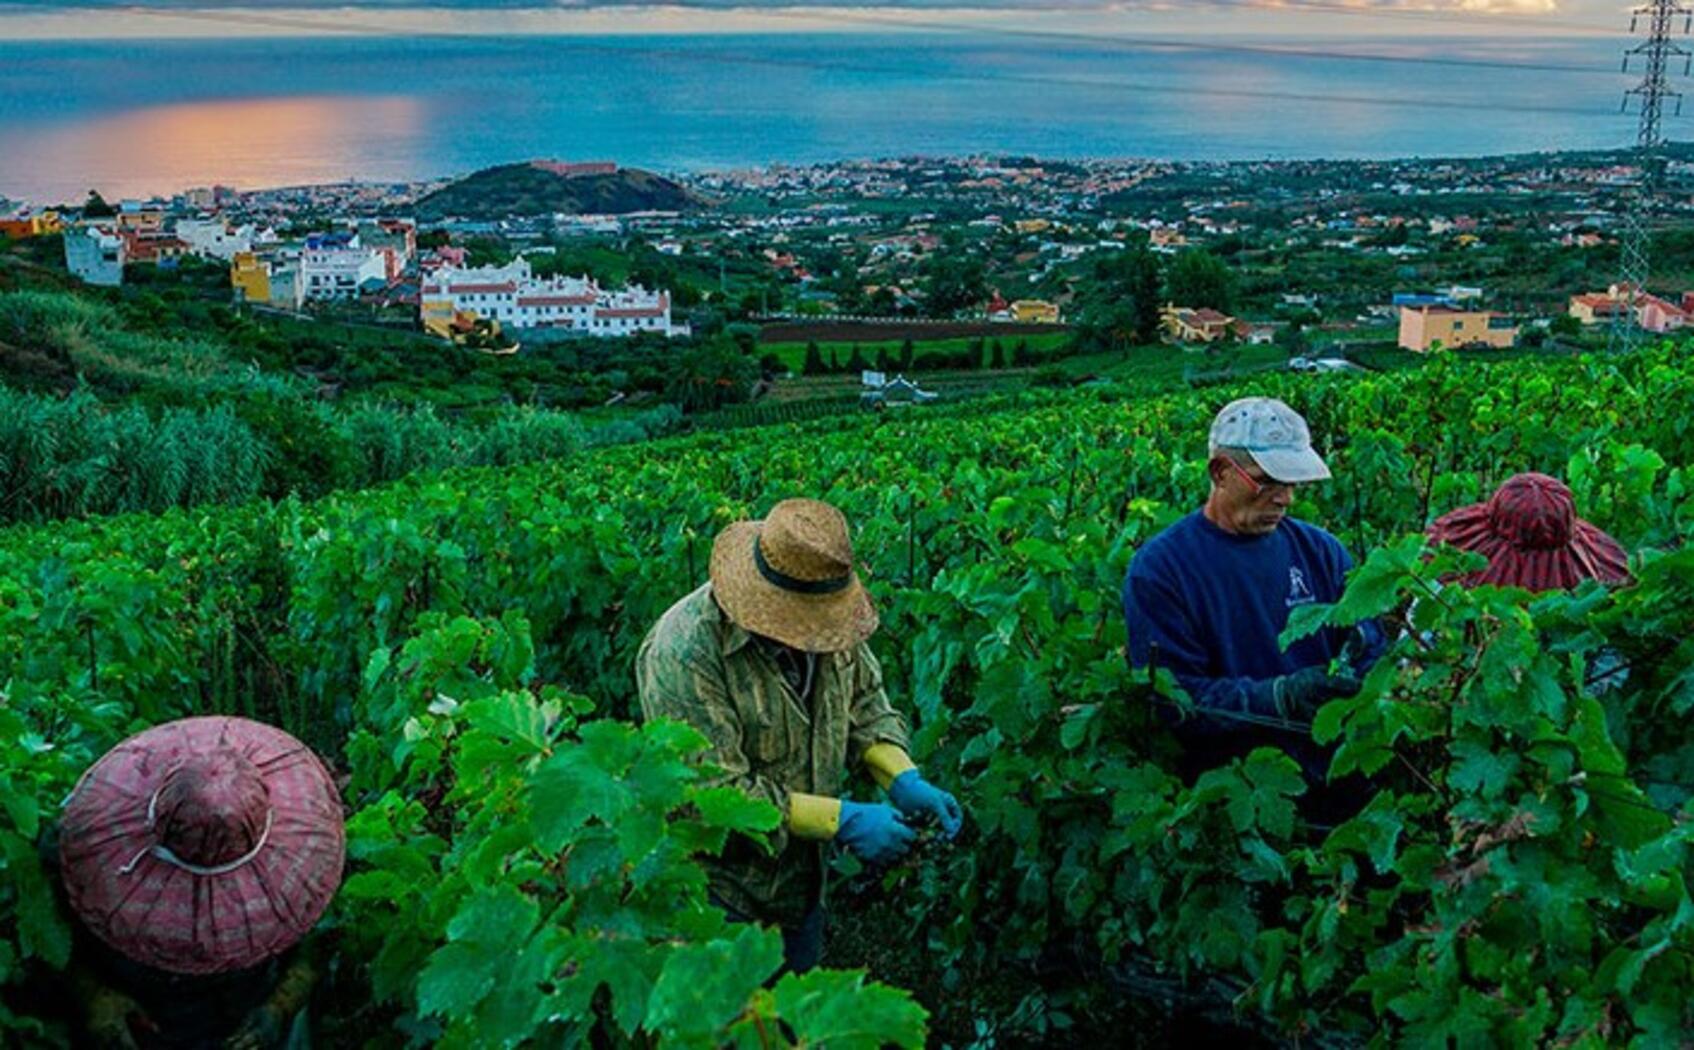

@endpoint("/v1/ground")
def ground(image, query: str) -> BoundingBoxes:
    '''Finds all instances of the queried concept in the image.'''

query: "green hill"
[415,161,706,220]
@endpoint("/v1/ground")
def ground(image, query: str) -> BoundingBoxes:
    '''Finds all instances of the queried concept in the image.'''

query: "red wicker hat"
[58,717,345,976]
[1427,473,1632,592]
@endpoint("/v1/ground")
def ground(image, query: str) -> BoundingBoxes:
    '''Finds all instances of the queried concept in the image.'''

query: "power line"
[637,0,1628,38]
[1180,0,1623,37]
[1611,0,1693,353]
[0,0,1632,38]
[0,0,1631,76]
[0,0,1628,121]
[749,5,1624,77]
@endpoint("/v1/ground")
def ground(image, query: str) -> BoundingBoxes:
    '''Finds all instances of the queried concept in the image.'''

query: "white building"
[177,218,254,262]
[65,224,125,286]
[269,259,305,311]
[421,256,680,337]
[300,233,388,300]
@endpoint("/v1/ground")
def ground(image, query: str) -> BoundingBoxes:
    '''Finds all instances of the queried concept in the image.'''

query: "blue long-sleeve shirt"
[1122,511,1384,766]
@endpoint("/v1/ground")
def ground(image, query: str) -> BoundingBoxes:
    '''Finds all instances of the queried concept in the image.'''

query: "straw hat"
[709,498,878,652]
[58,717,345,976]
[1427,473,1632,592]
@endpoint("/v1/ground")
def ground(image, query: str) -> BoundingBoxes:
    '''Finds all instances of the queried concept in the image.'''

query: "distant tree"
[923,255,987,318]
[967,337,986,370]
[846,344,870,372]
[463,237,512,269]
[875,346,894,372]
[803,340,827,375]
[1012,339,1034,367]
[81,191,116,218]
[724,324,759,355]
[1548,313,1583,340]
[989,339,1006,369]
[1075,245,1163,351]
[1165,250,1236,313]
[417,229,451,250]
[663,337,757,413]
[1275,324,1312,358]
[829,348,843,371]
[899,338,915,371]
[1212,233,1247,257]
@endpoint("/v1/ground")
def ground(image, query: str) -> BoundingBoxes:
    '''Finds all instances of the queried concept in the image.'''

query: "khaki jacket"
[635,584,910,926]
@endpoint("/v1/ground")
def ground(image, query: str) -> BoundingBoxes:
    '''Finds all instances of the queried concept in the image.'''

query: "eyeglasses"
[1224,456,1296,500]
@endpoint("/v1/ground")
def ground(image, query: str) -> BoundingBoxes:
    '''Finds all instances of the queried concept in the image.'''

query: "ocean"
[0,31,1646,204]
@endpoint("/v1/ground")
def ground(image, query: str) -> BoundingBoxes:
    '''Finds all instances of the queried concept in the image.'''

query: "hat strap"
[117,788,275,878]
[753,537,851,595]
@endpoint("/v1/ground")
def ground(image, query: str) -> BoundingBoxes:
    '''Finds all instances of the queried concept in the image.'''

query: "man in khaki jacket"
[637,498,963,972]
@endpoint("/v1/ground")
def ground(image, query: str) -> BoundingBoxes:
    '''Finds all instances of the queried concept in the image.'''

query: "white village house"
[176,218,255,262]
[300,232,388,301]
[420,256,683,337]
[64,224,126,287]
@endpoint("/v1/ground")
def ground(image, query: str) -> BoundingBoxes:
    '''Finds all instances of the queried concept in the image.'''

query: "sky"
[0,2,1637,41]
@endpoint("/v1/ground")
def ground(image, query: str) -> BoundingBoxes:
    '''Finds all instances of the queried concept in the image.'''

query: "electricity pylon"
[1612,0,1692,352]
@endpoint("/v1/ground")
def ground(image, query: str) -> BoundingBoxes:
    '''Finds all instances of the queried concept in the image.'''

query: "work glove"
[1269,666,1361,722]
[1337,623,1383,676]
[225,1003,286,1050]
[836,800,917,866]
[85,988,147,1050]
[887,770,964,840]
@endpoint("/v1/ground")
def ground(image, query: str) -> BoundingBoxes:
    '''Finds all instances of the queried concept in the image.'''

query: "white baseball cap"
[1208,397,1331,483]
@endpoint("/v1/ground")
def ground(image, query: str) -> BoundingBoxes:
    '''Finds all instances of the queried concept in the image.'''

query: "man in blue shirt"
[1122,397,1384,785]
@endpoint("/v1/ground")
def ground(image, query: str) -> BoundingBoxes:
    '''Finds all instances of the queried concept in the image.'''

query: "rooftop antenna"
[1612,0,1692,352]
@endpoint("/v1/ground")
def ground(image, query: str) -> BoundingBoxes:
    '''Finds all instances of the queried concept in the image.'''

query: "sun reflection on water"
[7,95,427,201]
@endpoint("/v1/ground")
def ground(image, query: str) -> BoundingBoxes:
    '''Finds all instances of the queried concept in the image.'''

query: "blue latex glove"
[887,770,964,840]
[836,800,916,865]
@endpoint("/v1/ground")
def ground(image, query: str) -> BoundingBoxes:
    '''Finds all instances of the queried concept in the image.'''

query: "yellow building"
[1397,305,1516,352]
[1009,299,1060,324]
[420,298,460,339]
[1162,305,1238,344]
[0,210,63,240]
[1149,227,1188,250]
[1013,218,1051,235]
[230,252,271,303]
[116,208,165,234]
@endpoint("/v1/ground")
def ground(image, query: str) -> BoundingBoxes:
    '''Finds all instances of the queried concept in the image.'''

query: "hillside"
[5,346,1694,1044]
[414,161,706,220]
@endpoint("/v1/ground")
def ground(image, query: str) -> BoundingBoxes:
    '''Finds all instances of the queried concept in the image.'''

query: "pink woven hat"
[58,717,345,976]
[1427,472,1632,592]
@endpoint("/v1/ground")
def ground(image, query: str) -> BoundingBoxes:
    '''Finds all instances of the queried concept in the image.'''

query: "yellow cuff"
[862,743,917,791]
[787,793,842,839]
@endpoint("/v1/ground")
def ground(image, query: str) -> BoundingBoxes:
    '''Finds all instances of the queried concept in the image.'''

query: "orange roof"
[449,282,516,294]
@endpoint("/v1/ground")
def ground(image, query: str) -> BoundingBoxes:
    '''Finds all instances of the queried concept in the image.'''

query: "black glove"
[224,1004,285,1050]
[1267,666,1361,721]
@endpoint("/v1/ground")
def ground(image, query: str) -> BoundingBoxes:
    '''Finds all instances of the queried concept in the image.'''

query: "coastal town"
[5,148,1694,371]
[11,0,1694,1038]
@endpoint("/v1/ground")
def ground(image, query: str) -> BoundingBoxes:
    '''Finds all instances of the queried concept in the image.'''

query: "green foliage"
[663,338,758,413]
[1074,244,1164,349]
[1166,249,1238,313]
[923,254,988,317]
[339,612,925,1046]
[2,344,1694,1042]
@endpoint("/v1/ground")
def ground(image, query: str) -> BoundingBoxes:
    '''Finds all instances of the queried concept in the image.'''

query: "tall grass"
[0,386,679,526]
[0,387,268,522]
